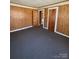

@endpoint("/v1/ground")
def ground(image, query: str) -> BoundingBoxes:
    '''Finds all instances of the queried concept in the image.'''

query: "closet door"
[32,10,39,27]
[57,4,69,35]
[48,9,56,32]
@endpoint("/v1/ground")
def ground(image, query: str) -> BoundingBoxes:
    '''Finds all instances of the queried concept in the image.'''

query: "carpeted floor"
[10,27,69,59]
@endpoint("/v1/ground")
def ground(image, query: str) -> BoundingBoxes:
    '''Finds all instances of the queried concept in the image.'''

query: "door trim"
[48,7,59,31]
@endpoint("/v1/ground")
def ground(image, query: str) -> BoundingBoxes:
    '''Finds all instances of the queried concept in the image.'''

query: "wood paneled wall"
[10,6,33,30]
[32,10,39,27]
[10,4,69,36]
[57,4,69,35]
[43,4,69,36]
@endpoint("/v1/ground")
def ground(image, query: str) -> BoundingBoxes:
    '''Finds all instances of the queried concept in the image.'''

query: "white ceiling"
[10,0,67,8]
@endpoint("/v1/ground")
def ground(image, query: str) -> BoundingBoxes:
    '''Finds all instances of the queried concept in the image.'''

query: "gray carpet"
[10,27,69,59]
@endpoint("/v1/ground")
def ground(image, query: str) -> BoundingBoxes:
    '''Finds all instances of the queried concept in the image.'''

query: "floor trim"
[10,26,32,33]
[43,27,48,29]
[55,31,69,38]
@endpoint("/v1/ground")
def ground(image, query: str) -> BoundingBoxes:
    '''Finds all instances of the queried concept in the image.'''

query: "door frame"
[48,7,59,32]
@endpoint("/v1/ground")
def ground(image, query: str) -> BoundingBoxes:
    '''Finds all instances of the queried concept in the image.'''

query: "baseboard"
[43,27,48,29]
[55,31,69,38]
[10,26,32,33]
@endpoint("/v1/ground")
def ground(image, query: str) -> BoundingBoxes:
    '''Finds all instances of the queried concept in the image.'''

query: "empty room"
[10,0,69,59]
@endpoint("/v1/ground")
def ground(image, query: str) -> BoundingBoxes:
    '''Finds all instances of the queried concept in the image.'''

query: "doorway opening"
[39,11,43,27]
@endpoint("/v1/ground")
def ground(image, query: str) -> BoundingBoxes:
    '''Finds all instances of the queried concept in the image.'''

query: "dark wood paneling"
[63,5,69,35]
[57,6,64,33]
[44,8,48,27]
[10,6,32,30]
[48,9,56,32]
[32,10,39,27]
[57,4,69,35]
